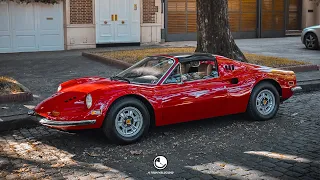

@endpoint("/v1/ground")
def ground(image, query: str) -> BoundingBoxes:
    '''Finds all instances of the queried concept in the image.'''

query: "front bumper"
[28,110,96,127]
[291,86,302,93]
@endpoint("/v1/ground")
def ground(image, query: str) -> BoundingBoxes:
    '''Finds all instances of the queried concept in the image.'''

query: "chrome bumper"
[291,86,302,93]
[28,110,96,127]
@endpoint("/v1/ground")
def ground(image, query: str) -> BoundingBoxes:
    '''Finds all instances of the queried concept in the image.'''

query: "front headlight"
[57,85,62,92]
[85,94,92,109]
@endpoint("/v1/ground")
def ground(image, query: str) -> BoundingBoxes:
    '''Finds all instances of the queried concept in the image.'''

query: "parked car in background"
[301,25,320,50]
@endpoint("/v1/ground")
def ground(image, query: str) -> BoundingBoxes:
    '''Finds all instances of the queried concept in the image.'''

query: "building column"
[64,0,96,50]
[140,0,163,43]
[316,3,320,24]
[301,0,319,28]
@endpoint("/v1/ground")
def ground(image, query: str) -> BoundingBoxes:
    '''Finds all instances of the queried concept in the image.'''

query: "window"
[116,57,175,84]
[163,60,219,84]
[180,60,218,82]
[164,65,181,84]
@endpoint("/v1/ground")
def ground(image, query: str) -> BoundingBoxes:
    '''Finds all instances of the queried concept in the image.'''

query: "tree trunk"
[195,0,247,62]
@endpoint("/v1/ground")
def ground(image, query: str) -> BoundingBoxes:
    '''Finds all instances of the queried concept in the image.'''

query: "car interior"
[164,60,219,84]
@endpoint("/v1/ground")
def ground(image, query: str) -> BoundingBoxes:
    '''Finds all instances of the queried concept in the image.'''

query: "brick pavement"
[0,91,320,180]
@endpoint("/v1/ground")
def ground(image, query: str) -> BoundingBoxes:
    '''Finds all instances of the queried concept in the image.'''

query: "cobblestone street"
[1,91,320,180]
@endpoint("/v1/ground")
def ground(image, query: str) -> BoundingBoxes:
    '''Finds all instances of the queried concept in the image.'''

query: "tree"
[195,0,247,62]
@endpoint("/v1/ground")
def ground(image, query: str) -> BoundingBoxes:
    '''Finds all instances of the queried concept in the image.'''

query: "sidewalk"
[296,70,320,81]
[296,71,320,92]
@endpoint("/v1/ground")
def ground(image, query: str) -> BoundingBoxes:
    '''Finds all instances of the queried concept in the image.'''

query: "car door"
[218,62,253,115]
[155,61,229,126]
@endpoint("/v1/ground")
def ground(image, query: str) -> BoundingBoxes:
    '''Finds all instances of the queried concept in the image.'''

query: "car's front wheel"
[102,97,150,144]
[304,33,319,50]
[247,82,280,121]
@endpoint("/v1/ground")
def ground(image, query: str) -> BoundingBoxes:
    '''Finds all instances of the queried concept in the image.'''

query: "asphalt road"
[0,91,319,180]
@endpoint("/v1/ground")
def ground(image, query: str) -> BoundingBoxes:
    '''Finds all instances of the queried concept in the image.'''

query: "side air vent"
[225,65,235,71]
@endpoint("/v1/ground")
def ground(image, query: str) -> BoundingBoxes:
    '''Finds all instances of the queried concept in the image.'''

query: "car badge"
[126,119,131,125]
[74,101,85,105]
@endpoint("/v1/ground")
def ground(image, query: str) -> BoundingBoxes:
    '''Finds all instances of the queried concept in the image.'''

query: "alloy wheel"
[115,106,143,138]
[255,89,276,116]
[305,34,316,49]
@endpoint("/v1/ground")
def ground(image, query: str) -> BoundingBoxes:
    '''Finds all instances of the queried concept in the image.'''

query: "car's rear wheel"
[247,82,280,121]
[102,97,150,144]
[304,33,319,50]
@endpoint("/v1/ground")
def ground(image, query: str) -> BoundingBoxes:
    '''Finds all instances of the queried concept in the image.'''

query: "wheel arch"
[105,94,156,127]
[253,79,282,97]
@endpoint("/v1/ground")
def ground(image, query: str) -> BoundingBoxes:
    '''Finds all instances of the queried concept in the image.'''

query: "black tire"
[247,82,280,121]
[102,97,150,145]
[304,32,319,50]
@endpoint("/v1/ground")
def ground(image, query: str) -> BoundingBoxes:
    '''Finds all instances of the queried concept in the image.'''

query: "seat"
[198,63,208,74]
[206,64,213,76]
[180,63,190,74]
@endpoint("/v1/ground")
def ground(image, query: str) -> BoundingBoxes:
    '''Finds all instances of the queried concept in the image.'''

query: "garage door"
[165,0,258,41]
[260,0,285,38]
[0,2,64,53]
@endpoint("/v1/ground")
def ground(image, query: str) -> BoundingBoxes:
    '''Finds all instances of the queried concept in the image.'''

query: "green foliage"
[0,0,61,4]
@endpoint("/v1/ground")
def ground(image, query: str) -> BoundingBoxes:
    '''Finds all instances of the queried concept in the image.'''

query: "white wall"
[66,25,96,50]
[302,0,320,28]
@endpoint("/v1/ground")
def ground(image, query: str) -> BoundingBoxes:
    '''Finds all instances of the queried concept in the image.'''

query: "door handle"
[224,78,239,84]
[111,14,114,21]
[115,14,118,21]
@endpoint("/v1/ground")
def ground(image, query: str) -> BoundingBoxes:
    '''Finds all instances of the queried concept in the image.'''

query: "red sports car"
[29,53,301,144]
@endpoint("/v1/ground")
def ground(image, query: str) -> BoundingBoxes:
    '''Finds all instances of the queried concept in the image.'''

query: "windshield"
[115,56,175,84]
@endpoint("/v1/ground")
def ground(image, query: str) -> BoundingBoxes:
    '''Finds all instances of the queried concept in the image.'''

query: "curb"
[0,81,33,103]
[0,114,38,133]
[82,52,131,70]
[0,92,33,103]
[297,79,320,93]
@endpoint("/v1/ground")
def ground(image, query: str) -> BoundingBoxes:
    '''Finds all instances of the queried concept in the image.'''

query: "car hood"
[60,76,127,93]
[305,25,320,30]
[34,76,128,118]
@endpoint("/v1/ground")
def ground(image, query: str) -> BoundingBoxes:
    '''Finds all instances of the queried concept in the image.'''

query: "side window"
[180,60,219,82]
[164,65,181,84]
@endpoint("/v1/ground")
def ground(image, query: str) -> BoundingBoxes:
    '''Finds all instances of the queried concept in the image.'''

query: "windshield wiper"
[110,76,131,83]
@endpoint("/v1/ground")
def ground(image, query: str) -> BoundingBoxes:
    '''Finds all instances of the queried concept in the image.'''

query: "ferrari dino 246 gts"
[29,53,301,144]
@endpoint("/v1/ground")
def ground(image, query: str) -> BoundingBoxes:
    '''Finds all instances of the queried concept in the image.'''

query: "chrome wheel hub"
[306,35,316,48]
[115,107,143,138]
[256,89,275,116]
